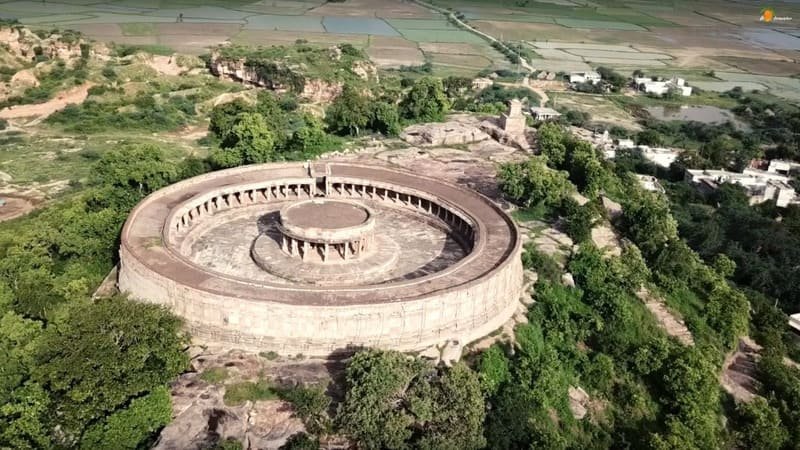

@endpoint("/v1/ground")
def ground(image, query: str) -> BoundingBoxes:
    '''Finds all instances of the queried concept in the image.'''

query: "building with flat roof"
[686,168,799,207]
[530,106,561,121]
[638,146,681,168]
[767,159,800,176]
[569,71,601,85]
[634,76,692,97]
[635,174,665,193]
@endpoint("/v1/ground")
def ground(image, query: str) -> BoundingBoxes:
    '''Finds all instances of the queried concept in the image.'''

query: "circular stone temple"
[118,162,523,356]
[278,199,376,262]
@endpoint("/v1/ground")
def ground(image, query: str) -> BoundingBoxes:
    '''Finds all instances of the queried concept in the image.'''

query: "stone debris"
[720,337,760,403]
[568,386,590,420]
[532,227,573,260]
[561,272,575,288]
[400,121,490,147]
[591,225,622,257]
[601,196,623,221]
[155,376,304,450]
[636,288,695,346]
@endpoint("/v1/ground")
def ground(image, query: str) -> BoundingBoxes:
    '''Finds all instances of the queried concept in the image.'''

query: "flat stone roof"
[283,200,368,230]
[121,162,520,306]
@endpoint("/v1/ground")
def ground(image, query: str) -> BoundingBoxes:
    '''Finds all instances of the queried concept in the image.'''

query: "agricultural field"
[1,0,512,75]
[2,0,800,97]
[525,41,674,71]
[548,92,642,130]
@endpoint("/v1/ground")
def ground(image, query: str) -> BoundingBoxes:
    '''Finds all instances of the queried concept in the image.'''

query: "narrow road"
[496,77,550,107]
[410,0,534,73]
[0,82,95,122]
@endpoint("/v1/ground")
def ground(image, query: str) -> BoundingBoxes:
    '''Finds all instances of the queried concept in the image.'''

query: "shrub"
[223,380,279,406]
[199,367,229,384]
[521,243,562,283]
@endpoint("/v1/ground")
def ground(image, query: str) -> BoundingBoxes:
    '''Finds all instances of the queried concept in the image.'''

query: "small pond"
[645,105,749,130]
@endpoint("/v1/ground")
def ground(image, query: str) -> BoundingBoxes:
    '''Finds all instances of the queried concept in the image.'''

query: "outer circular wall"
[118,162,523,355]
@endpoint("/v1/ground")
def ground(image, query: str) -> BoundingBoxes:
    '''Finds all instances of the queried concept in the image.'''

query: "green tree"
[560,198,595,243]
[409,363,486,450]
[0,312,42,404]
[400,76,450,122]
[636,129,664,147]
[91,143,176,206]
[209,99,253,138]
[280,432,319,450]
[369,101,401,136]
[733,397,787,450]
[326,85,370,136]
[214,112,276,167]
[338,350,486,450]
[280,385,331,436]
[80,386,173,450]
[537,122,568,168]
[620,190,678,257]
[337,350,420,448]
[31,297,188,441]
[0,382,51,449]
[498,157,573,207]
[289,114,336,156]
[477,345,510,395]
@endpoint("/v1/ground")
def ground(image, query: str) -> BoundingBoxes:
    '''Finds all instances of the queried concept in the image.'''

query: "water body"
[739,28,800,50]
[645,105,749,130]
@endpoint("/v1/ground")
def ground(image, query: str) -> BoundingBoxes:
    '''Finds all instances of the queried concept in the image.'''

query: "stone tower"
[500,98,526,135]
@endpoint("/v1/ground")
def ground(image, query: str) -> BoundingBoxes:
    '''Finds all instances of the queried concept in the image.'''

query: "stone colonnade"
[279,232,375,262]
[168,177,476,253]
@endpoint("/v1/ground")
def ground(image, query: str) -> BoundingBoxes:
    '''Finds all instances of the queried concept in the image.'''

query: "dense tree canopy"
[337,349,486,450]
[400,76,450,122]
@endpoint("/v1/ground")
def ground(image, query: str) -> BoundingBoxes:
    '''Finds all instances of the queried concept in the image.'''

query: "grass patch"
[113,43,175,57]
[199,367,229,384]
[120,23,157,36]
[513,203,550,222]
[259,351,279,360]
[223,380,279,406]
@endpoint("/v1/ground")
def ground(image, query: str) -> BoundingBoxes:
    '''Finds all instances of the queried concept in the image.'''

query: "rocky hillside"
[0,24,107,105]
[209,43,377,103]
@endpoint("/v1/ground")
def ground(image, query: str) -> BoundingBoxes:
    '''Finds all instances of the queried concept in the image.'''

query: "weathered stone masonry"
[119,162,523,356]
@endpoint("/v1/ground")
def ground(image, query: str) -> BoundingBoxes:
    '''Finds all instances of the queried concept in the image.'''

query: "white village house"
[530,106,562,121]
[634,76,692,97]
[569,71,602,85]
[686,168,799,207]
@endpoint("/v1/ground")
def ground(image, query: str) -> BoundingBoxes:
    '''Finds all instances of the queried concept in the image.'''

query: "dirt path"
[721,337,760,403]
[0,82,95,121]
[496,79,548,107]
[637,288,695,346]
[0,196,37,222]
[410,0,533,73]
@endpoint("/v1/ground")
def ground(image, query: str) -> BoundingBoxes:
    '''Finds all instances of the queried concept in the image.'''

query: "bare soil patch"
[0,195,39,222]
[366,36,424,67]
[0,82,95,121]
[234,29,368,47]
[430,53,492,70]
[307,0,432,18]
[368,47,425,67]
[154,22,243,36]
[418,42,487,55]
[66,23,124,37]
[714,56,800,76]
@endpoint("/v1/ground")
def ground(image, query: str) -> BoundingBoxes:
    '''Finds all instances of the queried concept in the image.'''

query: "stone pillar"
[303,241,309,261]
[323,243,329,262]
[282,235,288,253]
[344,241,350,259]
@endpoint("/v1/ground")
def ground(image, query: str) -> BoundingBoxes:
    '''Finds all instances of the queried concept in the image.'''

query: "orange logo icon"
[761,7,775,22]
